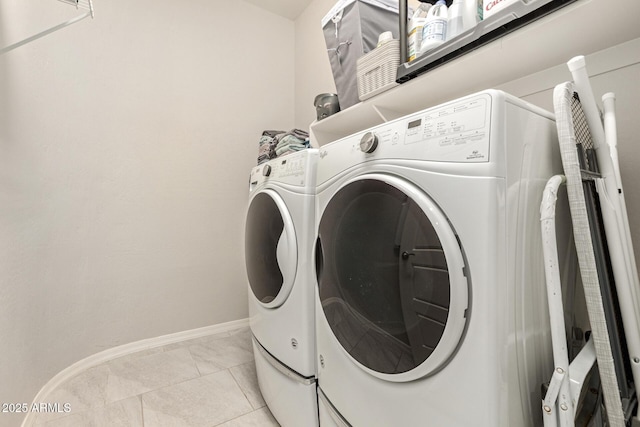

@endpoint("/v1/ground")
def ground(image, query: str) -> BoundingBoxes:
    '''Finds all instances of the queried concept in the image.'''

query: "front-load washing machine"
[313,90,576,426]
[245,149,319,427]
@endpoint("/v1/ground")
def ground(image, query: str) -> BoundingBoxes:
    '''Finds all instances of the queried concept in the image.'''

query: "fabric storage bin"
[322,0,401,110]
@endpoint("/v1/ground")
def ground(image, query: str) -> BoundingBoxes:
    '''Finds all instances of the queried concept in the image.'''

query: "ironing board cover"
[553,82,625,426]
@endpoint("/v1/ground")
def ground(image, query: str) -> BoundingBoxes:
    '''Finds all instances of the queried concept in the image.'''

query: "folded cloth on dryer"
[257,141,272,164]
[262,130,285,138]
[257,130,285,164]
[275,142,309,156]
[274,129,310,157]
[275,138,309,156]
[258,140,272,155]
[275,129,309,143]
[288,128,310,141]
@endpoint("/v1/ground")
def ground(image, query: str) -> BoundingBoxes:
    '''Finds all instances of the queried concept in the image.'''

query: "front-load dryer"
[245,149,319,427]
[313,90,577,426]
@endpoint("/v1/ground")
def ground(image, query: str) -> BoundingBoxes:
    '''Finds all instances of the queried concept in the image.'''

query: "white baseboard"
[21,318,250,427]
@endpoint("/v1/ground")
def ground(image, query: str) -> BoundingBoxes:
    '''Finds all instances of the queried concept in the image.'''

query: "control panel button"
[359,132,378,153]
[263,164,272,177]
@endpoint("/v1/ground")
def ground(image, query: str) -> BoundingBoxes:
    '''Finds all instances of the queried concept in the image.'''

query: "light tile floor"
[33,327,280,427]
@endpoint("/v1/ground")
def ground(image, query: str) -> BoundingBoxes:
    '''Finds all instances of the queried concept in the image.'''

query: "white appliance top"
[316,89,554,184]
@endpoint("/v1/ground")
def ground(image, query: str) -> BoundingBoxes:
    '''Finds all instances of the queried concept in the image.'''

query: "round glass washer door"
[316,174,468,382]
[245,189,297,308]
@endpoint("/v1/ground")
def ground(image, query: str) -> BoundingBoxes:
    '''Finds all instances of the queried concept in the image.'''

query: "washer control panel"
[249,149,318,191]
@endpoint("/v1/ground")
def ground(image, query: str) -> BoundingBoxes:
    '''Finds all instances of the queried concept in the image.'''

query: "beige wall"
[0,1,294,425]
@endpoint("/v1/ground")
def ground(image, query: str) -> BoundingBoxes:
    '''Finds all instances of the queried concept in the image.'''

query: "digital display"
[408,119,422,129]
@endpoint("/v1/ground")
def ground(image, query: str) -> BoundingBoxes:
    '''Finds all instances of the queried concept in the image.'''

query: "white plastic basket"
[356,39,399,101]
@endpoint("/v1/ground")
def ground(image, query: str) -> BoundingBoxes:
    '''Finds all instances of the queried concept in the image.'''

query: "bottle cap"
[377,31,393,47]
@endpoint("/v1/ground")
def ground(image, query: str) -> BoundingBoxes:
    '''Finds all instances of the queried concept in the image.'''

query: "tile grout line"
[137,394,145,427]
[136,367,256,427]
[228,363,256,410]
[208,400,257,427]
[183,340,205,378]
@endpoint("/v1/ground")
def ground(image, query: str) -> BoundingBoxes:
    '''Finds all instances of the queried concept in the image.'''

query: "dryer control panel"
[401,95,490,162]
[318,93,494,169]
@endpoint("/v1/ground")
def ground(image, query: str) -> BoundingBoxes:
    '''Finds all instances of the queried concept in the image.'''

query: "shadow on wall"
[0,5,22,427]
[0,3,8,127]
[0,7,23,427]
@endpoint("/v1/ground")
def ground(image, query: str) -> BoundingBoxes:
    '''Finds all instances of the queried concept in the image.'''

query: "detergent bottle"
[419,0,448,56]
[407,2,432,61]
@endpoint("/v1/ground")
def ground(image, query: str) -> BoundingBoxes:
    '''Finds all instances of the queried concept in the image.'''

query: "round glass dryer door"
[245,189,297,308]
[316,175,468,382]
